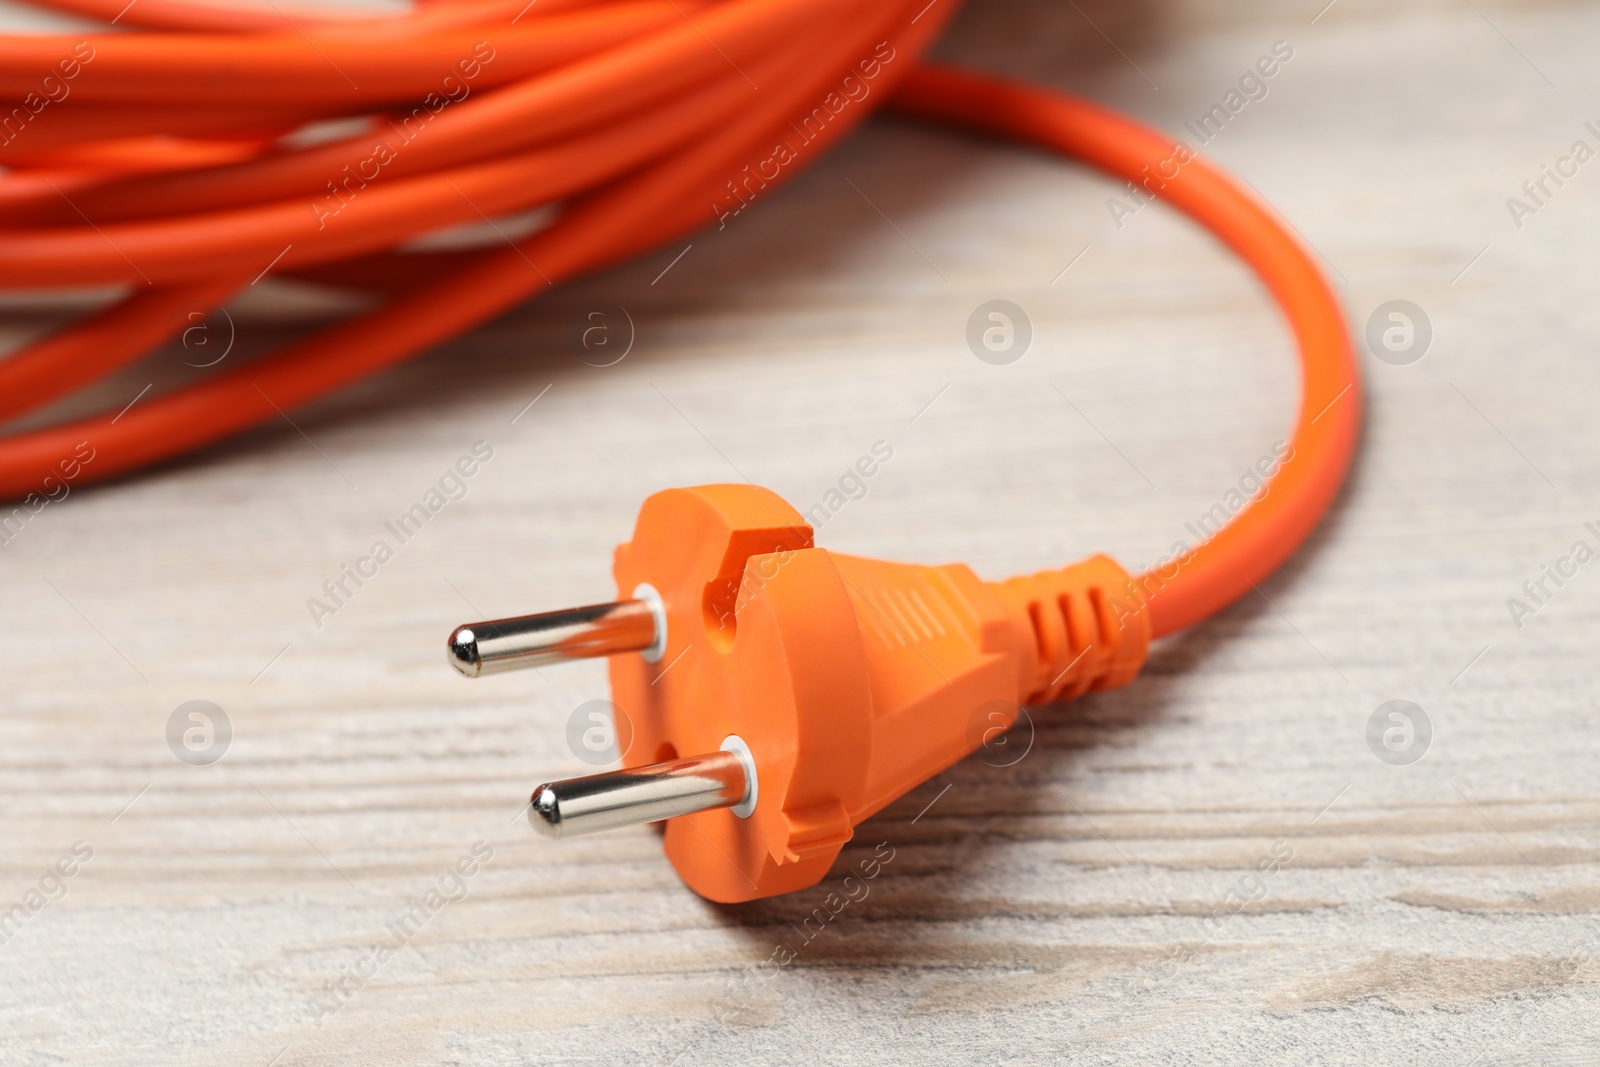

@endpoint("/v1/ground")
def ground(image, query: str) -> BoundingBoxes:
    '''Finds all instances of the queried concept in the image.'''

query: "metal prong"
[529,744,755,839]
[448,597,659,678]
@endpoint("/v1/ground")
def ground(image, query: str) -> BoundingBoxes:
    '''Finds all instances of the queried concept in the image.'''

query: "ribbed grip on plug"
[990,555,1150,706]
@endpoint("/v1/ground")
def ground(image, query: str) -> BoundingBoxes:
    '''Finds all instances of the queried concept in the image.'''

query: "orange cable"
[891,68,1361,636]
[0,0,1358,638]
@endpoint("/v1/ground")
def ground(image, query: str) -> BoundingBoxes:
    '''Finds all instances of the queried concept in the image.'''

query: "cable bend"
[892,66,1362,637]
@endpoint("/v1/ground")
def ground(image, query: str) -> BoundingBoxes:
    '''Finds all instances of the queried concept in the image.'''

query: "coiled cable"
[0,0,1359,637]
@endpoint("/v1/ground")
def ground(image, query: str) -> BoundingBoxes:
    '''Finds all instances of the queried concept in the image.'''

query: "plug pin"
[529,739,756,838]
[447,587,666,677]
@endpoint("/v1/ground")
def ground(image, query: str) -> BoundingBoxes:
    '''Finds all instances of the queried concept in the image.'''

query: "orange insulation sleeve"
[0,0,951,490]
[892,68,1362,638]
[0,0,1359,641]
[27,0,603,34]
[0,276,245,421]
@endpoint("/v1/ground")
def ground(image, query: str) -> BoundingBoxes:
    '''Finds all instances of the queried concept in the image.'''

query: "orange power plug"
[448,483,1148,902]
[437,72,1365,905]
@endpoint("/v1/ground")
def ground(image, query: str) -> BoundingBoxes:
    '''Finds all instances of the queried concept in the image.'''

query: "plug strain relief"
[990,554,1151,705]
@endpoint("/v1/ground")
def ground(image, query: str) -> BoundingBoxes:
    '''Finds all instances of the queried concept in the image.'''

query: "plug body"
[597,483,1148,901]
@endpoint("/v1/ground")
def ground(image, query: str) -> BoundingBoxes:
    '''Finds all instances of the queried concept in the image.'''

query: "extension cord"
[0,0,1361,900]
[440,71,1362,903]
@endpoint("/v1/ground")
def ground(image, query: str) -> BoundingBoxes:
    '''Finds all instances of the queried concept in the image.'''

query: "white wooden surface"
[4,1,1600,1063]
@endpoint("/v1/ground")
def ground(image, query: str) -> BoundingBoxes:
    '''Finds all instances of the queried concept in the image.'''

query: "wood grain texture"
[3,0,1600,1063]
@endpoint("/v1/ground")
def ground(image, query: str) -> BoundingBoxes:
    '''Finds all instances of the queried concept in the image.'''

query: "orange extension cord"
[0,0,1359,640]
